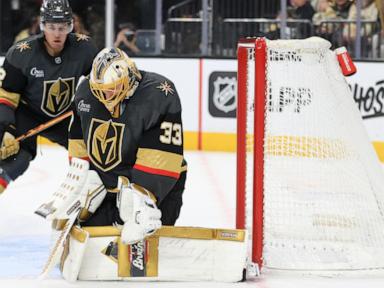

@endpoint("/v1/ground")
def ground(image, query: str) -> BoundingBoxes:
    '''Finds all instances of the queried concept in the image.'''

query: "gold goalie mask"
[90,47,142,116]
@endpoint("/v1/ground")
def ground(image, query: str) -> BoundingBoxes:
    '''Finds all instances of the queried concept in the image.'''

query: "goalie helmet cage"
[236,37,384,273]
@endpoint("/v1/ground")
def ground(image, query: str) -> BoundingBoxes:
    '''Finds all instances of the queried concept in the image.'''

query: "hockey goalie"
[35,47,248,282]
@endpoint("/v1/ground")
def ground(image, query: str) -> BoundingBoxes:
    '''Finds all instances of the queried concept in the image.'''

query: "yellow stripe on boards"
[372,141,384,162]
[36,135,384,163]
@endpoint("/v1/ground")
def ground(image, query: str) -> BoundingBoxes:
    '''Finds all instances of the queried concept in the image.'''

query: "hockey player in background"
[0,0,98,193]
[66,47,187,242]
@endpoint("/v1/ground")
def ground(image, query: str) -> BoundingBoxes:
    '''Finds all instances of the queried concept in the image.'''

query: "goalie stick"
[35,157,88,279]
[38,206,80,280]
[35,158,108,279]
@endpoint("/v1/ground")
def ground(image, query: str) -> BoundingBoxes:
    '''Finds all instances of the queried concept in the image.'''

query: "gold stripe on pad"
[136,148,183,174]
[80,225,245,242]
[70,226,89,243]
[68,139,88,158]
[0,88,20,107]
[155,226,246,242]
[118,237,130,277]
[52,219,68,231]
[82,226,121,237]
[146,237,159,277]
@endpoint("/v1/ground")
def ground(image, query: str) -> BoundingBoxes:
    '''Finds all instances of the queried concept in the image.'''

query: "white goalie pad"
[35,158,107,221]
[61,228,90,282]
[62,226,248,282]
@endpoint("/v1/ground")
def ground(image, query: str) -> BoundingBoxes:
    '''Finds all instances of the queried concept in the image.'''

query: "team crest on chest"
[88,118,125,172]
[42,77,75,116]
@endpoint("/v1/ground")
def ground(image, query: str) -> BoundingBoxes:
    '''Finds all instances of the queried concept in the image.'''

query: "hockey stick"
[38,201,81,280]
[0,111,73,159]
[35,158,91,279]
[16,110,73,142]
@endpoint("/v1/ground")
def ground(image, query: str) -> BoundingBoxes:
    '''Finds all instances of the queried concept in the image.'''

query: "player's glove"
[116,176,162,245]
[0,132,20,160]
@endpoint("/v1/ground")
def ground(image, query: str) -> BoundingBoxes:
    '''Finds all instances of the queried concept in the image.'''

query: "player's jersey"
[0,33,98,122]
[69,71,187,203]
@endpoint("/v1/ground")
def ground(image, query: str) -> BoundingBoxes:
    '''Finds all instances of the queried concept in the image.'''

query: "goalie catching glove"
[0,132,20,160]
[116,176,162,245]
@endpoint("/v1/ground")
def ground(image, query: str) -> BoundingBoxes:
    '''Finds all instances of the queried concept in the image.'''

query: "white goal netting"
[237,37,384,271]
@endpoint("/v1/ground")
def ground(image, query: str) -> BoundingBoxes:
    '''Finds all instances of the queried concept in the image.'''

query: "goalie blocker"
[61,225,248,282]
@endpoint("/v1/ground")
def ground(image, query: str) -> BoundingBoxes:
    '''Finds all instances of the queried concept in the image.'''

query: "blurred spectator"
[285,0,316,38]
[311,0,320,9]
[69,0,105,49]
[73,13,90,35]
[361,0,379,21]
[114,23,141,56]
[14,15,40,43]
[312,0,356,24]
[359,0,380,57]
[374,0,384,57]
[331,0,356,19]
[313,0,331,14]
[377,0,384,34]
[288,0,316,20]
[312,0,356,47]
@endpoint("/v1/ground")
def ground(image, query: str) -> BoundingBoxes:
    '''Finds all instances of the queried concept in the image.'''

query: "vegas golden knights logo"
[88,118,125,172]
[42,77,75,116]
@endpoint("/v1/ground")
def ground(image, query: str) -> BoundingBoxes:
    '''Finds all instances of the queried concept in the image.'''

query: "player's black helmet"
[40,0,73,24]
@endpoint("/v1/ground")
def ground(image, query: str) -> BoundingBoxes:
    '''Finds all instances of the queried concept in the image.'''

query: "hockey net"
[236,37,384,272]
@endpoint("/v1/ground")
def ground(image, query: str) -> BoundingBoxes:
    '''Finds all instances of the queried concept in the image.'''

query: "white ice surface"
[0,146,384,287]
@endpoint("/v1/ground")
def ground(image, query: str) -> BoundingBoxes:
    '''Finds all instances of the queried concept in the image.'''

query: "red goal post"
[237,38,266,270]
[236,37,384,274]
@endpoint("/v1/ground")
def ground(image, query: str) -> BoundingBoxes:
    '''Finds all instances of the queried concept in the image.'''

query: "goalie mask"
[90,47,142,116]
[40,0,73,32]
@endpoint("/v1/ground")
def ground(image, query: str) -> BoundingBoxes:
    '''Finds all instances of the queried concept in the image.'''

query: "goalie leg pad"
[61,227,90,282]
[65,226,248,282]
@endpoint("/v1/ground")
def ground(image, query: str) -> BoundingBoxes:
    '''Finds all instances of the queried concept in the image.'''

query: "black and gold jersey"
[69,71,187,203]
[0,33,98,122]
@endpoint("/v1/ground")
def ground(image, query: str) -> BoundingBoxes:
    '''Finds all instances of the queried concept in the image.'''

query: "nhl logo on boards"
[208,71,237,118]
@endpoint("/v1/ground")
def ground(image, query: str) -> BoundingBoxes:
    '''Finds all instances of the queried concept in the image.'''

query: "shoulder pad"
[67,33,94,46]
[67,34,98,59]
[6,35,41,68]
[150,73,177,98]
